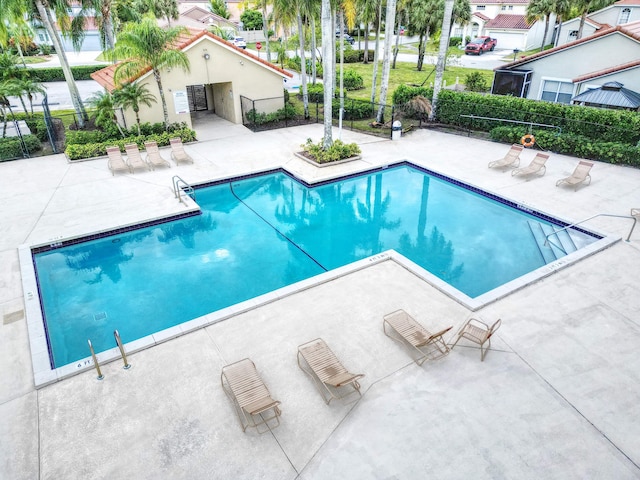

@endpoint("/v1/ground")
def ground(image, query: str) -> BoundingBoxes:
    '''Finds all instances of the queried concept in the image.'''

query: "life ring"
[521,134,535,147]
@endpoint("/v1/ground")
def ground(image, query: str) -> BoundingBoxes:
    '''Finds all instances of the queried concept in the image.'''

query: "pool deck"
[1,117,640,479]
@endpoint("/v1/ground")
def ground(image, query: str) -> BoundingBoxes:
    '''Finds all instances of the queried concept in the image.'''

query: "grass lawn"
[21,56,49,64]
[338,61,494,101]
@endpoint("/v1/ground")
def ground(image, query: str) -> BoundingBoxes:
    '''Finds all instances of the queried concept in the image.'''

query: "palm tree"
[575,0,615,39]
[375,0,397,123]
[209,0,230,19]
[113,83,157,134]
[356,0,379,64]
[30,0,89,127]
[526,0,554,50]
[71,0,117,51]
[134,0,179,26]
[429,0,454,121]
[17,78,46,115]
[86,90,125,136]
[111,15,190,128]
[321,0,333,148]
[552,0,572,46]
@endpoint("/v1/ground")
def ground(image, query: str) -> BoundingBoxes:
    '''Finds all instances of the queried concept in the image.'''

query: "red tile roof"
[613,0,640,5]
[572,59,640,82]
[470,0,529,3]
[485,14,531,30]
[90,28,292,92]
[473,12,490,21]
[497,20,640,70]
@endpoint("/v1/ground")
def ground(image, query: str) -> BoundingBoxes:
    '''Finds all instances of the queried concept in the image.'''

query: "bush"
[449,36,463,47]
[0,134,42,160]
[28,65,108,82]
[435,90,640,144]
[464,72,488,92]
[301,138,361,163]
[332,98,376,120]
[489,126,640,166]
[303,84,324,102]
[245,103,297,124]
[340,69,364,90]
[392,84,434,105]
[64,127,196,160]
[25,118,49,141]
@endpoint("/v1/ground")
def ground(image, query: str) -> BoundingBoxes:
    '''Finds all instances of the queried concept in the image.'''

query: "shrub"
[449,36,463,47]
[332,98,376,120]
[245,104,297,124]
[340,69,364,90]
[303,84,324,102]
[435,90,640,145]
[301,138,361,163]
[0,134,42,160]
[64,127,196,160]
[489,126,640,166]
[392,84,434,105]
[28,65,108,83]
[465,72,488,92]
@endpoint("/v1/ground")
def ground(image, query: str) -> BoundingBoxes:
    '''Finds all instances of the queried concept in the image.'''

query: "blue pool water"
[33,164,598,367]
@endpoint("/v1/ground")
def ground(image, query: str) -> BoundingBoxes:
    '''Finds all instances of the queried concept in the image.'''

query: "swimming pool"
[29,162,607,374]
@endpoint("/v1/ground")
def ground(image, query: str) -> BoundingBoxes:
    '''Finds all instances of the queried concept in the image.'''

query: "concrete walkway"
[1,121,640,479]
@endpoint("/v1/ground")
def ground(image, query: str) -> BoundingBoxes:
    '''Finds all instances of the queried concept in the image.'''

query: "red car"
[465,36,497,55]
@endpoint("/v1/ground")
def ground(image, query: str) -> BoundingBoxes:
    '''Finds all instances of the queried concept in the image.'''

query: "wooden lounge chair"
[144,141,171,170]
[511,152,549,177]
[488,144,523,169]
[297,338,365,405]
[383,309,452,365]
[124,143,150,173]
[556,160,593,190]
[221,358,281,433]
[450,317,501,361]
[169,137,193,165]
[106,146,130,175]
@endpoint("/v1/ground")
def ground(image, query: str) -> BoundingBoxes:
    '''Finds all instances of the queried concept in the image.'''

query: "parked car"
[464,36,497,55]
[336,32,355,45]
[232,36,247,49]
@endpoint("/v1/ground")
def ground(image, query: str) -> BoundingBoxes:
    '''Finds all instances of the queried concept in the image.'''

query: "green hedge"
[64,128,197,160]
[490,126,640,167]
[392,84,434,106]
[0,134,42,160]
[332,97,376,120]
[28,65,108,82]
[434,90,640,144]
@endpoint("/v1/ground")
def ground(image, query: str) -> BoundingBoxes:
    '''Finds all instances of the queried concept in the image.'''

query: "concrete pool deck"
[1,118,640,479]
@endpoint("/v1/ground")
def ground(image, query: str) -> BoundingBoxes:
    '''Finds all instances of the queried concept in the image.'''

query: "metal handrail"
[87,339,104,380]
[114,330,131,370]
[172,175,196,205]
[544,213,638,246]
[459,115,562,135]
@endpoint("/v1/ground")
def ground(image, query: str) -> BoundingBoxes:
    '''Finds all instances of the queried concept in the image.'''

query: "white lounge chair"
[106,146,130,175]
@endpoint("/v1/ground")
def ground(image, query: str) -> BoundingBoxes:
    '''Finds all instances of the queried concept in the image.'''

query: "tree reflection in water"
[157,213,217,249]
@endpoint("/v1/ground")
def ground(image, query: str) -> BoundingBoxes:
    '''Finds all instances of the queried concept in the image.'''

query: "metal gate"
[186,85,208,112]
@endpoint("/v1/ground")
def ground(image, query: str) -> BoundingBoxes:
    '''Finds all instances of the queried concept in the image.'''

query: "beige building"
[91,29,292,130]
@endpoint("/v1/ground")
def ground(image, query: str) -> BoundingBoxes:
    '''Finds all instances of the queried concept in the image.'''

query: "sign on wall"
[173,91,189,114]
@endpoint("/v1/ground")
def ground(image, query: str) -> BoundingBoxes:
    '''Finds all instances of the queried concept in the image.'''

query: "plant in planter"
[300,137,361,164]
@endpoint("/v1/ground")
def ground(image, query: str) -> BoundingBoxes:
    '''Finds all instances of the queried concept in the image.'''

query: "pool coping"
[19,161,620,388]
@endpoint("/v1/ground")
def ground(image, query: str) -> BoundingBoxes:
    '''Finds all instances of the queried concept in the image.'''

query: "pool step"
[528,221,578,264]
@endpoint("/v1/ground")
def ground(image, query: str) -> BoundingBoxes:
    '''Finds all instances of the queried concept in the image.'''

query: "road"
[10,45,510,113]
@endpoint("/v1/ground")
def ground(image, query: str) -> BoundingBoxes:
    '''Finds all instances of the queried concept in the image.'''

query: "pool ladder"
[172,175,196,205]
[87,329,131,380]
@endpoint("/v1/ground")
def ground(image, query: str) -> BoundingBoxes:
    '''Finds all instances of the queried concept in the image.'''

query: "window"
[541,80,573,104]
[501,5,506,10]
[508,5,513,10]
[569,30,578,38]
[492,70,533,98]
[38,33,45,42]
[619,8,631,24]
[477,5,486,10]
[454,27,463,37]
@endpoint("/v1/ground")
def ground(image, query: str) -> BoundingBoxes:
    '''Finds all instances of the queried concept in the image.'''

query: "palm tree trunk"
[321,0,333,148]
[297,11,309,119]
[363,22,370,63]
[35,0,87,128]
[102,12,116,51]
[338,10,345,139]
[262,5,271,61]
[554,16,563,47]
[417,32,425,71]
[370,5,381,104]
[577,12,587,39]
[541,16,550,50]
[375,0,397,123]
[153,68,170,128]
[429,0,454,121]
[392,15,401,69]
[311,17,317,84]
